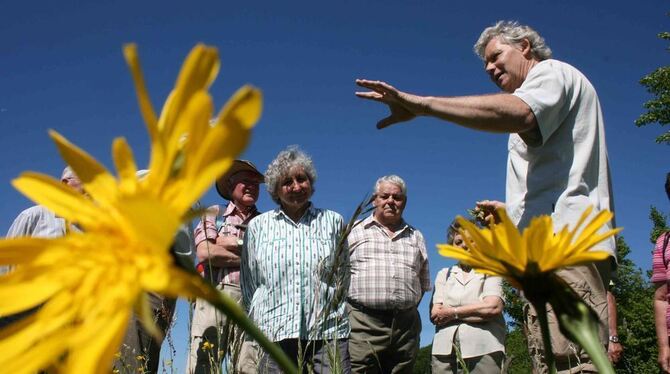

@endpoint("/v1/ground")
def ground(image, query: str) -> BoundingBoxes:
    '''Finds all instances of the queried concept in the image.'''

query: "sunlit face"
[373,182,406,226]
[62,175,84,194]
[483,37,533,93]
[452,233,467,250]
[228,170,262,208]
[277,166,313,211]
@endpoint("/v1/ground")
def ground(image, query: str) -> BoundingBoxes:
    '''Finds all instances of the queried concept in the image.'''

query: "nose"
[485,62,495,77]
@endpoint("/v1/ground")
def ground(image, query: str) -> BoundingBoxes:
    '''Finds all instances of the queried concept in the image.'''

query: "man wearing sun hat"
[187,160,264,374]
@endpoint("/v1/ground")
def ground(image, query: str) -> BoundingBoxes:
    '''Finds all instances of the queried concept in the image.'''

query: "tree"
[611,236,657,373]
[636,26,670,144]
[413,344,431,373]
[650,205,669,243]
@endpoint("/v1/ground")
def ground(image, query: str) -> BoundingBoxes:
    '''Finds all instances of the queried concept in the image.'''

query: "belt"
[347,299,414,317]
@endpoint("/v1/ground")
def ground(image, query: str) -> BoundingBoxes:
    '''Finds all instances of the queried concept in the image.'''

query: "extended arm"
[355,79,537,133]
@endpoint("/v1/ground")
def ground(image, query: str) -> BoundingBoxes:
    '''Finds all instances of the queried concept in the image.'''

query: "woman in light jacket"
[430,220,506,373]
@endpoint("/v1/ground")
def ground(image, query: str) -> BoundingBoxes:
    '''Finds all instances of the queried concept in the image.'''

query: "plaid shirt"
[347,214,430,310]
[194,202,259,285]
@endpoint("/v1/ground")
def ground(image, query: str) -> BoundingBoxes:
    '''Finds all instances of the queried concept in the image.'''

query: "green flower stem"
[534,302,557,374]
[211,289,297,374]
[549,276,614,374]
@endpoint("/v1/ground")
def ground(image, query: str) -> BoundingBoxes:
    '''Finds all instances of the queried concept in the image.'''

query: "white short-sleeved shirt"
[509,59,615,256]
[431,266,506,357]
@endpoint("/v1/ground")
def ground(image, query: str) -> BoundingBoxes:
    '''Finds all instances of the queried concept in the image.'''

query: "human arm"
[240,224,258,309]
[606,290,623,364]
[195,237,241,267]
[431,295,504,325]
[355,79,537,133]
[655,282,670,373]
[193,209,241,267]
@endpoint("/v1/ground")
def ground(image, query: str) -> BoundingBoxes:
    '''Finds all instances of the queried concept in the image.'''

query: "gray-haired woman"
[241,146,350,373]
[430,220,506,373]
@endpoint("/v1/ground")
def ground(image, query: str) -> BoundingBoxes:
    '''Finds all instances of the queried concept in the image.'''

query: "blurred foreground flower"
[0,44,295,373]
[438,206,621,374]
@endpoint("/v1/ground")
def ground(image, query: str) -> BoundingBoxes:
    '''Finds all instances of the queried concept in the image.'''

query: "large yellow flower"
[0,44,262,373]
[437,206,621,290]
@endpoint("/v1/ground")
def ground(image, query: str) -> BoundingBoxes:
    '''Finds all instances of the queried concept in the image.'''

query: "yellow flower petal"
[438,207,620,291]
[11,173,110,229]
[49,130,119,204]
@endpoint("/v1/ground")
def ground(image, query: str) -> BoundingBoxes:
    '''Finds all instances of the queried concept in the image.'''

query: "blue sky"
[2,0,668,371]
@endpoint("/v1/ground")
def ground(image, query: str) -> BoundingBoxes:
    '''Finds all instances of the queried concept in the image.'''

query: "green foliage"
[650,205,669,243]
[413,344,432,373]
[636,28,670,144]
[504,327,532,374]
[612,236,658,373]
[503,281,524,328]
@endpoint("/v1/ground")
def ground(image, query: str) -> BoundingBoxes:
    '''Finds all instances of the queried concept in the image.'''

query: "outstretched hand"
[355,79,418,129]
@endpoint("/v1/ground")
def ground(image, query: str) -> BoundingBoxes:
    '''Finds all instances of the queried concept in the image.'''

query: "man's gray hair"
[61,166,77,180]
[473,20,552,61]
[265,146,317,205]
[374,175,407,196]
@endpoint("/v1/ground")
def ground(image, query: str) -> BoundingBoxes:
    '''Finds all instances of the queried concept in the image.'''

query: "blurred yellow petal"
[123,43,158,140]
[112,138,139,194]
[216,85,263,130]
[12,173,108,229]
[49,130,119,204]
[438,207,619,290]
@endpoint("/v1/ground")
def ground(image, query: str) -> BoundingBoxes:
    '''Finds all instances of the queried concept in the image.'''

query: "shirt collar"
[363,214,410,233]
[273,203,316,223]
[223,201,258,219]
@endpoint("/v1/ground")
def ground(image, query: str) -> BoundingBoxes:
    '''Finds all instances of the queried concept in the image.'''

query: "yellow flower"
[437,206,620,290]
[0,44,262,374]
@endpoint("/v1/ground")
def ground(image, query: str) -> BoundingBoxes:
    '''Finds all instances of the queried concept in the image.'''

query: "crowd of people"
[2,18,669,374]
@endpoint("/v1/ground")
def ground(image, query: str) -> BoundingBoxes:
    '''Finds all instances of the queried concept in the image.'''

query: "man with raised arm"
[356,21,616,373]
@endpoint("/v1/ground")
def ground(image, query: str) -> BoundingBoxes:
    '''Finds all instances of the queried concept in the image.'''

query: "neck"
[375,215,402,232]
[283,203,309,222]
[233,202,254,217]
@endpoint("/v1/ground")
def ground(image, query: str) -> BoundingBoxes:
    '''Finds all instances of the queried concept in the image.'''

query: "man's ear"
[520,38,533,59]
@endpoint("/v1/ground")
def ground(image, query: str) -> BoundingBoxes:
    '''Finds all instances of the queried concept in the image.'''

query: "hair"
[265,146,317,204]
[60,166,77,180]
[446,220,462,245]
[446,218,477,245]
[474,20,552,61]
[374,175,407,196]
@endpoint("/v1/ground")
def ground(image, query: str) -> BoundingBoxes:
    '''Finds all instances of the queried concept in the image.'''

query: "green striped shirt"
[241,205,349,341]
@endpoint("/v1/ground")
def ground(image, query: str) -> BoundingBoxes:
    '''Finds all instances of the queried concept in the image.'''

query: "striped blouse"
[241,205,349,341]
[651,232,670,336]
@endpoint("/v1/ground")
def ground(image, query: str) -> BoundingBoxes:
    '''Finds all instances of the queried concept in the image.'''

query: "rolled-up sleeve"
[194,207,220,246]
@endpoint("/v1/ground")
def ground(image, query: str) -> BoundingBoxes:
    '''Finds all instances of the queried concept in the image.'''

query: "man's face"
[228,170,262,207]
[483,37,533,93]
[62,175,84,194]
[373,182,406,226]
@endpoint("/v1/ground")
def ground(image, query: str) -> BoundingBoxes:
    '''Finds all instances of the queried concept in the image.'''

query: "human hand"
[659,346,670,373]
[474,200,506,226]
[607,341,622,364]
[215,235,242,255]
[355,79,419,129]
[430,304,443,323]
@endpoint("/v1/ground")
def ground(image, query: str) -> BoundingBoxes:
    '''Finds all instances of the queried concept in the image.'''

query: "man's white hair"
[474,20,552,61]
[374,175,407,196]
